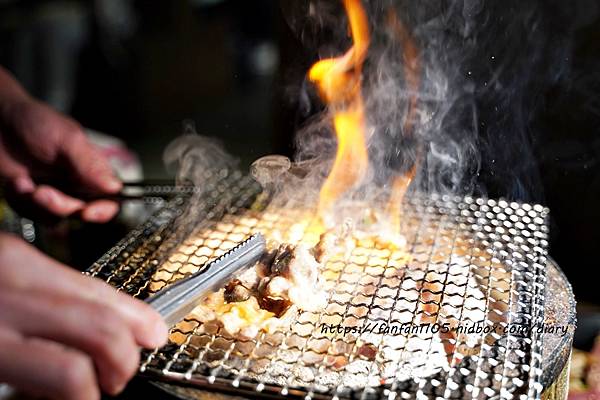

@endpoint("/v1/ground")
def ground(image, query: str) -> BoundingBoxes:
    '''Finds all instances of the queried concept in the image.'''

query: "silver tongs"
[146,233,266,326]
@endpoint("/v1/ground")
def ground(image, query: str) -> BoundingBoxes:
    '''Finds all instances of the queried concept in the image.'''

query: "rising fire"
[308,0,370,220]
[309,1,418,229]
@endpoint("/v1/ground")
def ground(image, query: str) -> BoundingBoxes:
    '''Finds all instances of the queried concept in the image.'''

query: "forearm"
[0,66,32,124]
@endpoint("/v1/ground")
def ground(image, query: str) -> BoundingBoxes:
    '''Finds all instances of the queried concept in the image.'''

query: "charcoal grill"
[88,169,554,400]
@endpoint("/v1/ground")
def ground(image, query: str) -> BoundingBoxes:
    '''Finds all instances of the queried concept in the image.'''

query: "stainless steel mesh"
[88,170,548,400]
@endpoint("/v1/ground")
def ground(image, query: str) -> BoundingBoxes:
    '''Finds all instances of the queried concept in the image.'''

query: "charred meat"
[191,241,327,338]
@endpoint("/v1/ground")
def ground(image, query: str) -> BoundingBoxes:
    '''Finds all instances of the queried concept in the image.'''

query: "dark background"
[0,0,599,310]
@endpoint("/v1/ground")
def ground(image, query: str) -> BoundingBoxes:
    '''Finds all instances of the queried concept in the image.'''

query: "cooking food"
[150,203,514,391]
[185,216,413,340]
[189,241,328,339]
[130,185,550,399]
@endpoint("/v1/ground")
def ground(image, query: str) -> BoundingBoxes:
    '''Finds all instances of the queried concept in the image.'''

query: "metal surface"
[146,233,266,326]
[147,258,575,400]
[88,170,550,400]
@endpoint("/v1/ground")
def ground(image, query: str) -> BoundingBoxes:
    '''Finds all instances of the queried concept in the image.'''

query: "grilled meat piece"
[256,248,277,278]
[258,276,291,298]
[314,232,337,262]
[270,244,295,275]
[256,243,326,313]
[224,279,252,303]
[357,343,377,361]
[257,276,288,315]
[190,239,326,338]
[258,295,293,317]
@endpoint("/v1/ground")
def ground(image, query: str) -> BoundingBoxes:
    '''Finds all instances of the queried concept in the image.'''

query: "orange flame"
[308,0,370,219]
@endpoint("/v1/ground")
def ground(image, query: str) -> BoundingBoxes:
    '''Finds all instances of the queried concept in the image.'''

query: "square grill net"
[87,170,548,400]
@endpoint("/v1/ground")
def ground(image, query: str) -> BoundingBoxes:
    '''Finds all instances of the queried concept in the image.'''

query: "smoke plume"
[283,0,582,206]
[163,121,238,188]
[164,1,592,220]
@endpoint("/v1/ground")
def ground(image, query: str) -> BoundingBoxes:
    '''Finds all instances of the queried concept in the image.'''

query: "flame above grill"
[308,1,421,234]
[308,0,370,220]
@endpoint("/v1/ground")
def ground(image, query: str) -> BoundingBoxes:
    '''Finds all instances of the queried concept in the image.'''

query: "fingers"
[5,183,120,222]
[0,234,168,349]
[0,327,100,400]
[0,234,169,396]
[69,277,169,349]
[6,98,120,195]
[4,183,86,221]
[39,131,123,220]
[39,266,169,348]
[2,99,122,218]
[59,130,122,194]
[0,291,140,395]
[81,199,120,223]
[32,184,85,216]
[12,175,35,193]
[0,142,87,218]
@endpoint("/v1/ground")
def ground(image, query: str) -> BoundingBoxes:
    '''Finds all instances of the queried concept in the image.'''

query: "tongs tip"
[146,232,267,327]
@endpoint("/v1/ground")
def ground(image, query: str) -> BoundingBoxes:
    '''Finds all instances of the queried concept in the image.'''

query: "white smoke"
[281,0,580,206]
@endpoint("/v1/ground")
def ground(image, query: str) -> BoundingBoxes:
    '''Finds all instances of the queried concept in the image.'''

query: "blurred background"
[0,0,289,173]
[0,0,295,266]
[0,0,600,396]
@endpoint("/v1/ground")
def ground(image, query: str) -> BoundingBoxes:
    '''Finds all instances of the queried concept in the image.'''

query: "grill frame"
[88,170,549,400]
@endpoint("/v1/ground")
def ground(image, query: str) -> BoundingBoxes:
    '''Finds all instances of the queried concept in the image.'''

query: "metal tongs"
[146,233,266,326]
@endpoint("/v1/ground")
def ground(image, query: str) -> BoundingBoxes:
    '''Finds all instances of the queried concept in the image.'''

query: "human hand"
[0,68,122,222]
[0,232,168,399]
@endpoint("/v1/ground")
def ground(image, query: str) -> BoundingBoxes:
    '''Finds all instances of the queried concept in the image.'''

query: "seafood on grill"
[155,205,513,389]
[184,215,406,340]
[189,242,328,339]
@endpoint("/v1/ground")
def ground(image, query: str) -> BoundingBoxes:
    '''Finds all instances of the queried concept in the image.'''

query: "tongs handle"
[146,233,266,326]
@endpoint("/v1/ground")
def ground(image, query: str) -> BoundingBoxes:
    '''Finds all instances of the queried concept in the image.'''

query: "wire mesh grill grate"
[88,171,548,400]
